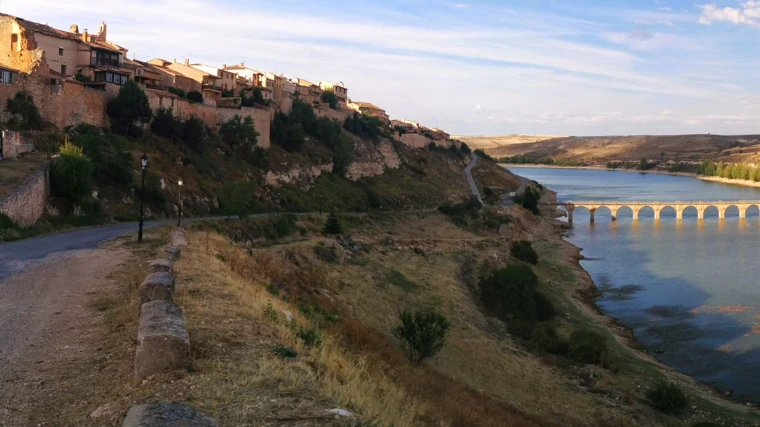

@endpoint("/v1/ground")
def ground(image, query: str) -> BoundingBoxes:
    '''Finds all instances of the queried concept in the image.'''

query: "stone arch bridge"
[560,201,760,223]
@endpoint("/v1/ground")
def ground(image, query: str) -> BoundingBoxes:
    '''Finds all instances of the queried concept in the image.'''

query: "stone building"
[192,63,237,92]
[319,81,348,108]
[148,58,221,105]
[350,101,389,124]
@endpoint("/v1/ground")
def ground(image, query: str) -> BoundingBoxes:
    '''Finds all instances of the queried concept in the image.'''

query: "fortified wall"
[0,162,49,226]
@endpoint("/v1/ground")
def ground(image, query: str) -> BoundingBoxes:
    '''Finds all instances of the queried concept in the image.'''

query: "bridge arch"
[637,206,654,220]
[614,206,633,220]
[746,205,760,218]
[681,206,698,220]
[702,205,719,219]
[659,206,677,219]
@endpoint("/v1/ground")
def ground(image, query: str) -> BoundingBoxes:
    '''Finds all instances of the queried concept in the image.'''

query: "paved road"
[464,152,483,203]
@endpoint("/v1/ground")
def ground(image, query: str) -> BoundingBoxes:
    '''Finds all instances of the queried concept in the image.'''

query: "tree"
[482,208,509,232]
[74,72,91,83]
[50,143,94,205]
[106,80,152,135]
[479,265,552,324]
[515,185,540,215]
[150,107,183,140]
[332,134,354,177]
[637,157,650,170]
[182,115,207,154]
[321,89,339,110]
[568,330,608,366]
[323,210,342,234]
[284,123,306,152]
[221,89,235,97]
[460,142,472,155]
[6,92,44,130]
[392,310,450,365]
[646,379,688,414]
[511,240,538,265]
[220,114,259,149]
[187,90,203,103]
[168,86,186,99]
[218,180,258,218]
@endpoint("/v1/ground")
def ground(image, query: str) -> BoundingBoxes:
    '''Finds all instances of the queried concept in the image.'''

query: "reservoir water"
[505,166,760,401]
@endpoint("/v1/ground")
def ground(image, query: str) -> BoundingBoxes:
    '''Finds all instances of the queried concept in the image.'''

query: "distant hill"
[454,134,563,150]
[471,134,760,163]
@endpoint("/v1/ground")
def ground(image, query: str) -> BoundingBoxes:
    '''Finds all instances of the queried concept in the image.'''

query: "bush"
[290,100,317,134]
[321,90,339,110]
[150,107,183,140]
[168,86,186,99]
[220,114,259,149]
[297,327,322,347]
[248,146,269,168]
[474,149,494,161]
[107,80,152,135]
[510,240,538,265]
[219,180,258,218]
[182,115,207,154]
[284,123,305,152]
[69,125,133,189]
[323,211,343,234]
[530,323,568,354]
[568,329,608,366]
[50,143,94,205]
[392,310,450,364]
[6,92,44,130]
[344,112,384,141]
[439,196,482,227]
[460,142,472,155]
[479,265,556,326]
[332,135,354,177]
[515,185,540,215]
[646,379,688,414]
[274,214,298,237]
[186,90,203,103]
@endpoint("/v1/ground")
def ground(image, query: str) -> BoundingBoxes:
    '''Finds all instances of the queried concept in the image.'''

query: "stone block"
[165,247,181,260]
[171,232,188,248]
[149,259,173,274]
[135,301,190,380]
[123,402,217,426]
[139,272,175,305]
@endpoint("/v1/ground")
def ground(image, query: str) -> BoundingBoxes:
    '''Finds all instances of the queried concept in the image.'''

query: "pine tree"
[323,211,342,235]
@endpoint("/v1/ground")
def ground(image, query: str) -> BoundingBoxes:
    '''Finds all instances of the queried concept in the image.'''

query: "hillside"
[454,134,562,151]
[478,134,760,164]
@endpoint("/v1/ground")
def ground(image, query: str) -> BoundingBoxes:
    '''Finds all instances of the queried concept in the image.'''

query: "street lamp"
[138,153,148,243]
[177,178,184,227]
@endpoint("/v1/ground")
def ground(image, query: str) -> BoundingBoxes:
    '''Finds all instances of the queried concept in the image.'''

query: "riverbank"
[528,180,760,424]
[504,163,760,191]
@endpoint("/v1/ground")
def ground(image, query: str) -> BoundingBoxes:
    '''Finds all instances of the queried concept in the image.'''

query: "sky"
[4,0,760,136]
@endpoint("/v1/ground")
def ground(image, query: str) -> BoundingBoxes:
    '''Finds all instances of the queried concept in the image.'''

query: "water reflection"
[507,167,760,401]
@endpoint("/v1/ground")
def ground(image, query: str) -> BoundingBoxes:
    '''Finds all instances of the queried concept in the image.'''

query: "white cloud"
[698,3,757,26]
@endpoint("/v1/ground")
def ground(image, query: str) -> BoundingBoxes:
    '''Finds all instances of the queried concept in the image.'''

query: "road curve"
[465,152,483,203]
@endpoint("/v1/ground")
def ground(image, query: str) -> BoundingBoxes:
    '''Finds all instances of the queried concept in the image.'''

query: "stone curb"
[135,300,190,380]
[139,272,176,305]
[149,259,173,274]
[123,402,217,426]
[165,247,181,261]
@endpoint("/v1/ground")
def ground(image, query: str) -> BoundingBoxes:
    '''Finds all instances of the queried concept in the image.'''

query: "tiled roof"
[354,101,384,111]
[145,87,181,99]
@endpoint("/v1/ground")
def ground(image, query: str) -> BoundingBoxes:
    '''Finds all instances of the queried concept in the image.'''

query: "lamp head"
[140,153,148,170]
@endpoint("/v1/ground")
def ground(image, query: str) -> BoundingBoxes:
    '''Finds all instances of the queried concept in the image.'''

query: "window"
[58,47,63,56]
[0,70,12,84]
[60,64,66,75]
[10,34,18,51]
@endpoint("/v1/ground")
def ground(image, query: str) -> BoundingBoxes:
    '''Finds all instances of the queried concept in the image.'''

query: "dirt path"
[0,247,128,426]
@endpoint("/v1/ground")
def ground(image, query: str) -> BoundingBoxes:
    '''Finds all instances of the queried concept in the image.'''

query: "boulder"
[139,272,176,305]
[123,402,217,426]
[135,301,190,380]
[165,247,181,261]
[149,259,173,274]
[171,231,188,248]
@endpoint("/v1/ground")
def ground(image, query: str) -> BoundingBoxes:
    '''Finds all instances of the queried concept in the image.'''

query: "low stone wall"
[395,132,454,149]
[0,162,49,226]
[216,105,272,149]
[1,130,35,158]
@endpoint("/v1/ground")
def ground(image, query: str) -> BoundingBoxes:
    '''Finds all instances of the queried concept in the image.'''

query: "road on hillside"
[464,152,483,203]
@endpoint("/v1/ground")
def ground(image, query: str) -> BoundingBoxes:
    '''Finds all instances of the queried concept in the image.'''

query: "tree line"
[696,160,760,181]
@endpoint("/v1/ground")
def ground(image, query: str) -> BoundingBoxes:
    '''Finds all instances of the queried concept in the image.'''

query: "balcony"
[90,57,121,68]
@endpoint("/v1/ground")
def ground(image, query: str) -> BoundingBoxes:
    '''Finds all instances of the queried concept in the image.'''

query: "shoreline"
[502,163,760,190]
[533,182,757,411]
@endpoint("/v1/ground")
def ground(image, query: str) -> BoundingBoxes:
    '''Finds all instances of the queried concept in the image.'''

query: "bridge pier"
[719,209,726,219]
[632,210,639,221]
[698,209,705,220]
[676,210,683,220]
[654,210,661,220]
[589,208,596,223]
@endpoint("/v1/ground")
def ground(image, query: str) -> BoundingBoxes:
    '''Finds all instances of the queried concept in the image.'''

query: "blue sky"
[5,0,760,136]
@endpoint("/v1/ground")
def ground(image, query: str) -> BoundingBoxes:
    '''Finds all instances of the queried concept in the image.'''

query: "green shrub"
[474,149,494,161]
[248,146,269,168]
[392,310,450,364]
[439,196,482,227]
[460,142,472,154]
[138,173,167,206]
[479,265,556,326]
[510,240,538,265]
[323,211,343,234]
[515,185,540,215]
[321,90,339,110]
[530,323,568,354]
[150,107,183,140]
[69,125,133,189]
[219,180,258,218]
[106,80,152,135]
[50,143,94,205]
[387,269,419,292]
[220,114,259,149]
[568,329,608,366]
[6,92,44,130]
[182,115,207,154]
[271,345,298,358]
[332,134,354,177]
[297,327,322,347]
[275,214,298,237]
[186,90,203,103]
[344,112,384,141]
[168,86,186,99]
[646,379,688,414]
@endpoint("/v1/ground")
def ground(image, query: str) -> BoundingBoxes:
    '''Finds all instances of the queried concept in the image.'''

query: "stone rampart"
[0,162,48,226]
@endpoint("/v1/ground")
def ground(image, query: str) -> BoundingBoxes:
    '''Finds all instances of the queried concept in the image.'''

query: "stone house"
[319,81,348,108]
[350,101,389,124]
[144,60,199,94]
[192,63,236,92]
[148,58,222,105]
[294,78,321,107]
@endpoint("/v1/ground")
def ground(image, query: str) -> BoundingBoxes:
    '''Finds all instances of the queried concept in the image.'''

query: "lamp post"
[177,178,184,227]
[138,153,148,243]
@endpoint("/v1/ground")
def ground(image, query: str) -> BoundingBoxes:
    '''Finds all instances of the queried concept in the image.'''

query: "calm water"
[506,167,760,400]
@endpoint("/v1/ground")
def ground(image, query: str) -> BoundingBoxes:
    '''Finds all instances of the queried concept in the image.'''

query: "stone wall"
[216,106,272,149]
[395,132,453,149]
[314,106,350,123]
[0,162,48,226]
[1,130,35,158]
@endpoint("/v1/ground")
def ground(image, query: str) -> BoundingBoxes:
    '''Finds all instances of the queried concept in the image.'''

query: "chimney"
[172,58,177,64]
[82,29,88,42]
[70,24,79,34]
[97,22,107,41]
[222,63,226,69]
[184,58,189,66]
